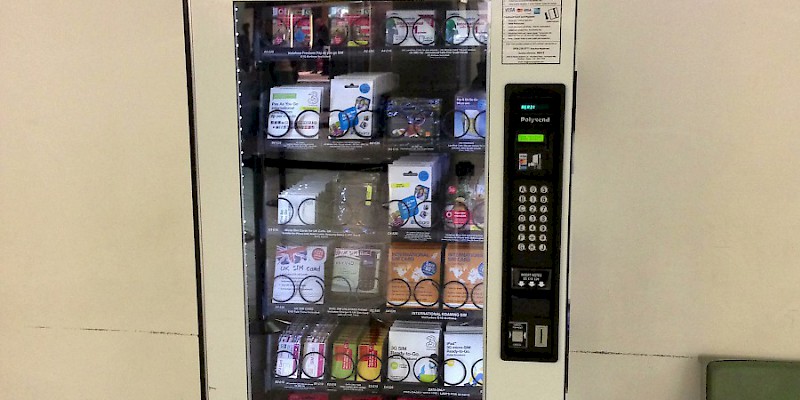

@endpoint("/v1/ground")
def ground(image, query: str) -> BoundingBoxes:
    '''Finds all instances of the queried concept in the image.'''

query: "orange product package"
[442,244,484,310]
[386,243,442,308]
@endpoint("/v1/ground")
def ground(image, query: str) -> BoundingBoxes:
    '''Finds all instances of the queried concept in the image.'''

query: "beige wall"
[569,1,800,398]
[3,0,800,399]
[0,1,201,399]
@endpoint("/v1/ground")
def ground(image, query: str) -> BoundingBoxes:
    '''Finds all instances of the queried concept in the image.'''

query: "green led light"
[518,134,545,143]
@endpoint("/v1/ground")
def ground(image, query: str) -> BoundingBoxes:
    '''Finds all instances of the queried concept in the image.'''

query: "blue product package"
[454,91,487,140]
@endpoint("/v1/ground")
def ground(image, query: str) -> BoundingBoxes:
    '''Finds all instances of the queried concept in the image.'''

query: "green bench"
[707,360,800,399]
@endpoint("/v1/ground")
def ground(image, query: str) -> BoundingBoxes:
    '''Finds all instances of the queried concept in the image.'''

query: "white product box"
[266,86,327,139]
[444,325,483,386]
[444,10,489,46]
[277,172,337,226]
[388,154,448,229]
[387,322,442,383]
[328,73,397,139]
[272,245,328,304]
[385,10,436,46]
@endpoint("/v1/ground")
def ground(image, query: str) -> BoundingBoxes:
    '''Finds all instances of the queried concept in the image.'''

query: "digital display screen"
[519,104,550,111]
[517,134,545,143]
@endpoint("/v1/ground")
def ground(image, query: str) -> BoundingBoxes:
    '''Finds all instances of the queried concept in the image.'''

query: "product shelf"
[266,226,483,244]
[257,45,485,63]
[258,137,485,164]
[271,378,483,398]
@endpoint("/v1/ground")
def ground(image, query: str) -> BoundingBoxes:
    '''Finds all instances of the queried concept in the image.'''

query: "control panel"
[501,84,566,362]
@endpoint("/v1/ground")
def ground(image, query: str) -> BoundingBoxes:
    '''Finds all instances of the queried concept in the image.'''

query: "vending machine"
[187,0,575,399]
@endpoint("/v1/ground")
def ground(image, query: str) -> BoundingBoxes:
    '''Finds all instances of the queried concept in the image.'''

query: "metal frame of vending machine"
[186,0,576,398]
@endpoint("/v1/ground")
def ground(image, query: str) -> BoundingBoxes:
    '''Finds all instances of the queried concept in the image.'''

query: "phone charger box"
[329,73,397,139]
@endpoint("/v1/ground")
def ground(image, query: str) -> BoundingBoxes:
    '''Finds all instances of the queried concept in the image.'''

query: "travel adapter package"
[328,73,397,139]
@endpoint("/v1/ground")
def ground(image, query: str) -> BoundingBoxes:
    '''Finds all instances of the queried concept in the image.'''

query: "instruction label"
[502,0,562,64]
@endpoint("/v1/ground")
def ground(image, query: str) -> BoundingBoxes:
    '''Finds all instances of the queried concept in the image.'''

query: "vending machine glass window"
[235,2,488,399]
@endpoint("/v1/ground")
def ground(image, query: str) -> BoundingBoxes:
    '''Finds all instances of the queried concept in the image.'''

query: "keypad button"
[518,195,527,203]
[518,205,526,213]
[540,195,548,204]
[529,195,538,203]
[540,215,548,223]
[540,205,548,213]
[529,185,538,193]
[528,243,537,251]
[518,224,526,232]
[540,186,549,194]
[529,224,537,232]
[518,233,526,241]
[539,234,547,242]
[539,244,547,251]
[540,225,547,232]
[528,205,537,213]
[528,233,537,241]
[518,186,527,193]
[518,243,526,251]
[518,215,526,223]
[529,214,537,223]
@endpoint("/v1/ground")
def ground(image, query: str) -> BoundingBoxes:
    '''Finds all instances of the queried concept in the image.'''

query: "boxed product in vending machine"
[356,325,387,382]
[388,154,448,229]
[331,324,365,380]
[386,98,442,139]
[301,318,338,379]
[385,10,436,46]
[387,243,442,308]
[275,317,313,378]
[265,86,328,139]
[331,246,382,295]
[443,324,484,386]
[444,9,489,46]
[387,321,442,383]
[278,172,338,226]
[453,90,487,140]
[332,172,383,231]
[329,6,371,47]
[444,160,486,231]
[328,73,397,139]
[272,244,328,304]
[443,244,485,310]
